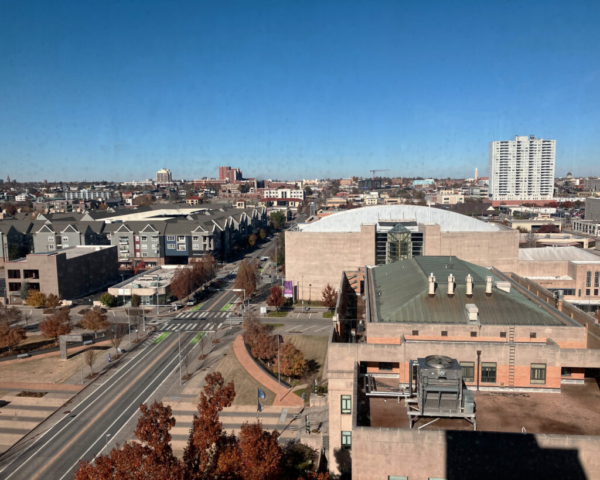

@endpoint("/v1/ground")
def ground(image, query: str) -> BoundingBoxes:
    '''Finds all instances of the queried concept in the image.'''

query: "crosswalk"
[173,311,233,320]
[158,321,223,332]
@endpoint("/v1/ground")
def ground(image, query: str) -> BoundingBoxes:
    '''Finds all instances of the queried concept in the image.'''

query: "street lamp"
[105,433,111,454]
[231,289,246,330]
[309,284,312,304]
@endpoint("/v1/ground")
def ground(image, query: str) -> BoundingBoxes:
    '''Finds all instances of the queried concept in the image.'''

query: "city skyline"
[1,0,600,181]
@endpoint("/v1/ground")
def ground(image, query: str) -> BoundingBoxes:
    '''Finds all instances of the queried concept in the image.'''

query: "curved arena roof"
[299,205,501,233]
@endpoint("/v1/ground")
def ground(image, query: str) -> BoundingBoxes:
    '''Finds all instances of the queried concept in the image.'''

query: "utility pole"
[179,330,182,385]
[80,353,84,384]
[277,334,281,402]
[128,309,131,343]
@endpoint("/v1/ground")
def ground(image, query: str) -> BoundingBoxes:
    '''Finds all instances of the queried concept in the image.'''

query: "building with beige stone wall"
[285,205,519,300]
[326,256,600,479]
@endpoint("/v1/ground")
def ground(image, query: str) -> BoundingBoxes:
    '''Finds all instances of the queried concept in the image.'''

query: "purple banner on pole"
[284,281,294,298]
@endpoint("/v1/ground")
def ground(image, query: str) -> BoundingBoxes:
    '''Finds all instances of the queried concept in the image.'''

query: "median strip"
[153,332,171,344]
[190,303,205,311]
[191,332,206,344]
[220,303,232,312]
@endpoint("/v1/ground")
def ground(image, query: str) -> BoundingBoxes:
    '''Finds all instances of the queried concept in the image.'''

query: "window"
[141,236,147,241]
[470,331,477,337]
[152,235,159,240]
[192,236,199,241]
[62,236,69,243]
[587,271,592,288]
[177,245,186,251]
[119,236,128,244]
[561,367,572,377]
[193,244,200,250]
[177,236,185,242]
[441,331,448,337]
[531,364,546,384]
[48,236,54,242]
[9,282,21,292]
[23,270,39,279]
[341,431,351,450]
[48,244,55,250]
[167,235,175,241]
[461,362,474,382]
[8,270,20,279]
[388,477,408,480]
[167,244,175,250]
[341,395,351,414]
[586,289,591,297]
[379,362,393,371]
[481,363,497,383]
[141,244,147,249]
[530,332,536,339]
[500,332,507,338]
[595,271,599,288]
[595,289,599,296]
[142,253,148,257]
[578,289,581,297]
[412,330,419,336]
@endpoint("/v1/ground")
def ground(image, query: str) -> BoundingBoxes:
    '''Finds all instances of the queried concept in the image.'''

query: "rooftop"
[519,246,600,263]
[298,205,501,233]
[362,379,600,436]
[370,257,565,326]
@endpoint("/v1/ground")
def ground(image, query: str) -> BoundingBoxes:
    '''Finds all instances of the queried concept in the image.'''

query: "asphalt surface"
[0,330,199,480]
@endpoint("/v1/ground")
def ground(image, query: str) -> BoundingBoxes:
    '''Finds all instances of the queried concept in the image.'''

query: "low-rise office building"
[328,256,600,479]
[108,265,185,305]
[572,219,600,237]
[4,245,118,304]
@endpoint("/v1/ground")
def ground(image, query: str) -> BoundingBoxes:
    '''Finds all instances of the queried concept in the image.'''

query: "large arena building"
[286,205,519,300]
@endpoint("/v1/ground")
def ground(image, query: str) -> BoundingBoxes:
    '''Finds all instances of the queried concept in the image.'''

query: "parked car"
[260,256,269,261]
[187,299,196,306]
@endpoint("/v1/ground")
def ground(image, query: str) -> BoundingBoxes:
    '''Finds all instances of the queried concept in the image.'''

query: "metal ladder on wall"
[508,326,516,387]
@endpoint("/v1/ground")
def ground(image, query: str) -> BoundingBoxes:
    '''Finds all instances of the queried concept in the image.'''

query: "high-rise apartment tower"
[156,168,172,184]
[489,135,555,201]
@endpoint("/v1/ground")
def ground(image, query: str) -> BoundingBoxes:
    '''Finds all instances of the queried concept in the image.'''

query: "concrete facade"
[586,197,600,222]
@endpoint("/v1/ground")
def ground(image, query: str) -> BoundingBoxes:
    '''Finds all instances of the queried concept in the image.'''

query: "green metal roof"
[371,257,563,326]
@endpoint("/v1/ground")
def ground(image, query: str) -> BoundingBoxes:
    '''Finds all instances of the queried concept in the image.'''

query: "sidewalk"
[231,336,303,407]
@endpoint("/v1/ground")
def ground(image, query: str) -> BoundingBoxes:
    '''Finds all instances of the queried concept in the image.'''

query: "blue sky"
[1,0,599,182]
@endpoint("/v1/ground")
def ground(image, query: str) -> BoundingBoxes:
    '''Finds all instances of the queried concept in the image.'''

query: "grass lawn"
[293,300,325,307]
[220,303,232,312]
[323,311,334,318]
[293,387,311,404]
[214,345,276,406]
[153,332,171,344]
[283,335,328,381]
[191,332,205,344]
[265,323,284,329]
[267,311,287,318]
[0,354,88,384]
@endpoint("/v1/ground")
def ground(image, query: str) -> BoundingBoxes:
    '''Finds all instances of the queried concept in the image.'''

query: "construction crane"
[369,169,390,190]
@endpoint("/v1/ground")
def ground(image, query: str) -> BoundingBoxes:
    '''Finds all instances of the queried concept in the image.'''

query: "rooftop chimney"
[466,274,473,298]
[428,273,436,298]
[447,274,455,297]
[485,276,493,297]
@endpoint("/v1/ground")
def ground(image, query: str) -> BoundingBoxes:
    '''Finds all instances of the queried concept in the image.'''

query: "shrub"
[99,293,117,308]
[26,290,47,308]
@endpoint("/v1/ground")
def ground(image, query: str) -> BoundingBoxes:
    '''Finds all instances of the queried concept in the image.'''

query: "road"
[0,329,199,480]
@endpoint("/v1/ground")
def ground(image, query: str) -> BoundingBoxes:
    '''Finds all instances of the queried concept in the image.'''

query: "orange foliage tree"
[39,309,72,344]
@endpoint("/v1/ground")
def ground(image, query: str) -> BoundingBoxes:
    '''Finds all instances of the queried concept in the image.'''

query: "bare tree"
[107,323,127,355]
[84,348,101,376]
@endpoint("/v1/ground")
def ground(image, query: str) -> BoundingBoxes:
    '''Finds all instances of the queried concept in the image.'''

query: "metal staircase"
[508,326,516,387]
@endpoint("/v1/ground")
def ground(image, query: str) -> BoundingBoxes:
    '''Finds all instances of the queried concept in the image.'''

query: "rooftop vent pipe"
[466,274,473,298]
[485,276,493,297]
[428,273,436,298]
[447,274,455,297]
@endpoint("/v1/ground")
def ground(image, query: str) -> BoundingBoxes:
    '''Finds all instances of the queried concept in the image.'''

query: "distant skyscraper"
[489,135,555,202]
[474,168,478,182]
[156,168,172,184]
[218,166,242,182]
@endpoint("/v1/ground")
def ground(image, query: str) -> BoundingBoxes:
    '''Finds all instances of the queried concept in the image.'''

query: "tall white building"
[156,168,172,184]
[489,135,555,202]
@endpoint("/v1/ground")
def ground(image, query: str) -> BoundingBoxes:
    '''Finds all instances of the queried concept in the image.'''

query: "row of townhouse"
[0,206,268,268]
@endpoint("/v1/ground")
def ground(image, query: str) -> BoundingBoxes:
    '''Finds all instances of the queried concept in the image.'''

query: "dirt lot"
[366,379,600,435]
[284,335,328,381]
[215,345,276,406]
[0,354,84,384]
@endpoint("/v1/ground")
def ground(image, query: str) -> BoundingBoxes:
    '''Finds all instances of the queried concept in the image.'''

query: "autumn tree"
[233,422,283,480]
[234,258,260,299]
[183,372,236,478]
[538,224,559,234]
[266,285,285,312]
[39,309,72,344]
[274,342,306,378]
[242,313,277,362]
[321,284,338,310]
[131,294,141,307]
[107,323,127,355]
[83,348,101,375]
[170,267,196,300]
[259,228,267,240]
[0,321,26,353]
[270,210,286,229]
[0,304,23,325]
[99,292,117,308]
[81,306,110,338]
[248,233,257,247]
[44,293,62,310]
[26,290,46,308]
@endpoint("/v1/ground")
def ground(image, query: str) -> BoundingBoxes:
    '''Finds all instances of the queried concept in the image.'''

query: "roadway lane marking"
[298,325,313,332]
[200,312,208,318]
[185,324,194,330]
[175,313,185,318]
[153,332,171,344]
[206,323,213,330]
[58,335,196,480]
[314,326,331,332]
[285,325,299,331]
[0,336,168,478]
[30,335,182,480]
